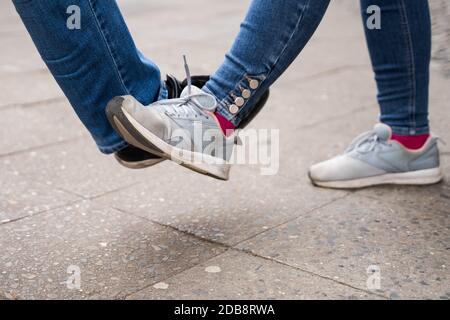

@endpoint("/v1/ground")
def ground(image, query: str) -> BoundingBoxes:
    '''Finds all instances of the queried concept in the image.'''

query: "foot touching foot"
[111,74,270,170]
[308,123,443,189]
[107,82,235,180]
[111,74,185,169]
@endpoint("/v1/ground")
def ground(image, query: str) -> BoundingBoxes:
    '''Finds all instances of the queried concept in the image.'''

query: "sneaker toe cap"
[309,155,385,182]
[121,97,170,139]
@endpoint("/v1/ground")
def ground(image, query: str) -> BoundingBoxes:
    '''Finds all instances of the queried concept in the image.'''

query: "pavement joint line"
[111,194,383,300]
[0,135,86,159]
[112,206,231,250]
[229,192,352,248]
[50,187,90,201]
[125,213,384,300]
[0,96,66,111]
[24,178,144,203]
[234,247,388,300]
[0,198,84,227]
[122,250,234,300]
[109,207,232,299]
[107,189,351,253]
[123,220,232,299]
[88,181,145,201]
[0,216,31,227]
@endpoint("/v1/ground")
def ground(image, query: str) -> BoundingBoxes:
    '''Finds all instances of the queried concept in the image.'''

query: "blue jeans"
[14,0,431,156]
[12,0,167,154]
[204,0,431,135]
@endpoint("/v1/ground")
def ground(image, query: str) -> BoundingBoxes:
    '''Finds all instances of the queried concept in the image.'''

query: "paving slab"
[94,164,346,246]
[0,101,85,156]
[0,166,80,222]
[128,249,379,300]
[1,137,168,199]
[0,71,63,109]
[0,0,448,301]
[237,193,450,299]
[0,32,47,75]
[0,201,225,300]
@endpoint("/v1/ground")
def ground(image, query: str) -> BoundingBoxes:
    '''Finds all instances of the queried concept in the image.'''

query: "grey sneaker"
[106,84,234,180]
[309,123,443,189]
[110,74,271,170]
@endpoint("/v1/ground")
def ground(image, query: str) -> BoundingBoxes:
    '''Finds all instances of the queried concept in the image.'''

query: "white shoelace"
[345,130,389,154]
[157,55,216,119]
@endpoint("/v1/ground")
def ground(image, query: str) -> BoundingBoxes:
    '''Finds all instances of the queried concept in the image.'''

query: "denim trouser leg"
[12,0,165,154]
[360,0,431,135]
[203,0,331,127]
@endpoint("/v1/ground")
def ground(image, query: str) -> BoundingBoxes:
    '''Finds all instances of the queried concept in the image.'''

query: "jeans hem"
[203,86,235,123]
[204,74,266,127]
[98,140,129,155]
[389,125,430,136]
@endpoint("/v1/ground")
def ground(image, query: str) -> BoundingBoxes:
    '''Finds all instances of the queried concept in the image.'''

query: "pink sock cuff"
[391,134,430,150]
[214,112,235,137]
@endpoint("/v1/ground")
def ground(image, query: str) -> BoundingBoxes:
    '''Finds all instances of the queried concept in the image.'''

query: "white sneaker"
[309,124,443,189]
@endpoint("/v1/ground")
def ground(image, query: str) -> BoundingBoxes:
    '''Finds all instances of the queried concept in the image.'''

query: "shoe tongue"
[180,85,217,111]
[373,123,392,141]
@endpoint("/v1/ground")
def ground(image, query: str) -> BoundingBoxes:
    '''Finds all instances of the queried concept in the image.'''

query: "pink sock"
[391,134,430,150]
[214,112,235,137]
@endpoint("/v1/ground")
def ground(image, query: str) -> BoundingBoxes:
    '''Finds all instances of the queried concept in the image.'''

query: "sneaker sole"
[113,153,165,169]
[310,167,443,189]
[106,97,231,180]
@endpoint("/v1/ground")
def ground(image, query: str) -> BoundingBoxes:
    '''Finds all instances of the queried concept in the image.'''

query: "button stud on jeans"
[249,79,259,90]
[234,97,245,107]
[242,89,251,99]
[229,104,239,114]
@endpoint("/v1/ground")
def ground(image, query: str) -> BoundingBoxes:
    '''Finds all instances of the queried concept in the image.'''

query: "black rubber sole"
[113,153,164,169]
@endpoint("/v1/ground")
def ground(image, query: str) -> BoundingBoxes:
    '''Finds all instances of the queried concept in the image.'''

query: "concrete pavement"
[0,0,449,300]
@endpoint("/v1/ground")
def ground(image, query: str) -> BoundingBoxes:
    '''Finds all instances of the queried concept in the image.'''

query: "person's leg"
[309,1,441,189]
[107,0,332,179]
[360,0,431,148]
[12,0,165,154]
[203,0,331,128]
